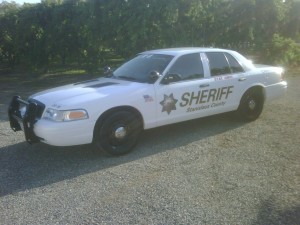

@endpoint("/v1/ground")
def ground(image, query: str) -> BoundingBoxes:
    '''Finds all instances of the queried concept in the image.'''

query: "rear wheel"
[237,88,264,121]
[94,111,142,155]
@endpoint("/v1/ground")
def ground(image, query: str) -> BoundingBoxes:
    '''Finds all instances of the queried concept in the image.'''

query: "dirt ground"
[0,72,299,224]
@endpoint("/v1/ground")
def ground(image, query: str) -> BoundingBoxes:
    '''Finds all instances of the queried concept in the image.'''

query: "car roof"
[142,47,234,56]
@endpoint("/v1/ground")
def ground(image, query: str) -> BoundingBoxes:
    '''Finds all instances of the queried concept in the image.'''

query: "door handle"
[199,84,210,88]
[238,77,246,81]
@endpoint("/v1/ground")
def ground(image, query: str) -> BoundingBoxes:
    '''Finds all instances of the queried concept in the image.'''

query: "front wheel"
[94,111,142,155]
[237,89,264,122]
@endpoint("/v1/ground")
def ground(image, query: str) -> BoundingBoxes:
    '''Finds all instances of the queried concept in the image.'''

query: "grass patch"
[286,66,300,77]
[40,69,87,79]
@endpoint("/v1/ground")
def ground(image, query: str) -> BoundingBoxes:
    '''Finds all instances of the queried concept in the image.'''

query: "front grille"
[28,98,45,119]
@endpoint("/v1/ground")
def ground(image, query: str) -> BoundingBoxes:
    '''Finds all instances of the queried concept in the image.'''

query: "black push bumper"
[8,96,41,144]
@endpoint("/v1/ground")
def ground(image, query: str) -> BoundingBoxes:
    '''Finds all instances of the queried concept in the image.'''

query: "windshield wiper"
[116,75,137,81]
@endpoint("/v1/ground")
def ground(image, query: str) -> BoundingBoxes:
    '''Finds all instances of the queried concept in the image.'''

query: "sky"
[1,0,41,4]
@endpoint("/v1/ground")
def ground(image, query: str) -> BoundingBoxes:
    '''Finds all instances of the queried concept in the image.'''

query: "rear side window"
[206,52,231,76]
[168,53,204,81]
[225,53,244,73]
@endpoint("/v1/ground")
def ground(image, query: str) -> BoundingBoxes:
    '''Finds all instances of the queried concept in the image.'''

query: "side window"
[225,53,245,73]
[168,53,204,81]
[206,52,231,76]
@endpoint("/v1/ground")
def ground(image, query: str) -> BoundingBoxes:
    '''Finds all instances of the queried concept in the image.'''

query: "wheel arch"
[93,106,144,141]
[239,84,266,104]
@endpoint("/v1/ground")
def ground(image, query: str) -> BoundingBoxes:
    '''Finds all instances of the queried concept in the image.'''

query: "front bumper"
[8,96,43,143]
[8,96,94,146]
[33,119,94,146]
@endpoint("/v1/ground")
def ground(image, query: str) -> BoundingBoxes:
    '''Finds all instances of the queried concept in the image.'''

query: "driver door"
[155,53,213,127]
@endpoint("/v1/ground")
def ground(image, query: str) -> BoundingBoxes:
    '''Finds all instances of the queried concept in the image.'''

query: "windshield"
[112,54,174,83]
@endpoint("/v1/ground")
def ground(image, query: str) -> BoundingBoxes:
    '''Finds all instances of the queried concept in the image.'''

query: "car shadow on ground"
[0,113,243,197]
[252,198,300,225]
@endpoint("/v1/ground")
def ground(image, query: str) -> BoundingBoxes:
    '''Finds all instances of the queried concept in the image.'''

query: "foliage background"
[0,0,300,73]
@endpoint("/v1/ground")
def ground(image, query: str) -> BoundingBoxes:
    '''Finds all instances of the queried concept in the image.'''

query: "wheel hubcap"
[114,126,127,139]
[248,99,256,110]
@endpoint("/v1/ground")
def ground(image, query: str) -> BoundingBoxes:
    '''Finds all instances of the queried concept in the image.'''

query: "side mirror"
[148,71,161,84]
[103,66,112,76]
[161,73,182,84]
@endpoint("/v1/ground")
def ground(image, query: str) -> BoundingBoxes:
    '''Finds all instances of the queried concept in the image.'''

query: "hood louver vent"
[85,82,118,88]
[74,79,99,85]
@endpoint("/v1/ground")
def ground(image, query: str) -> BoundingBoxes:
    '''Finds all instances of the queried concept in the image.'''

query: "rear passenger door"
[202,52,248,113]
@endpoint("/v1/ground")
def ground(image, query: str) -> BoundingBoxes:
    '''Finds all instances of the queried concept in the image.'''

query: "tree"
[0,0,299,70]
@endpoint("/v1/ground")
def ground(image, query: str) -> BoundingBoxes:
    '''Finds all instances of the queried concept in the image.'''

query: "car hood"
[29,78,148,107]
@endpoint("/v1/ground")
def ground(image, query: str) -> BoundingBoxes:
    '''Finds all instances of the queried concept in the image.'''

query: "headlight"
[43,108,89,122]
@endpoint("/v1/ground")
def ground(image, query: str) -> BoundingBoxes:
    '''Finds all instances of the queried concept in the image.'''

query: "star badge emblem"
[160,93,178,115]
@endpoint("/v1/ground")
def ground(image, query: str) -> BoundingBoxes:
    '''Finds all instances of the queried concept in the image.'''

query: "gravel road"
[0,75,299,224]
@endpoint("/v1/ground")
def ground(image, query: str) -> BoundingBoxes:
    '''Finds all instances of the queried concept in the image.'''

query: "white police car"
[8,48,287,155]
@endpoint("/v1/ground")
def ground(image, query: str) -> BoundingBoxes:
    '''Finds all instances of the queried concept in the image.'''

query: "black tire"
[237,88,264,122]
[94,111,142,155]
